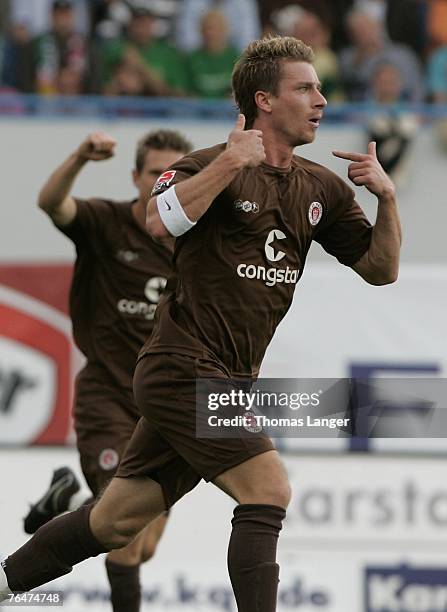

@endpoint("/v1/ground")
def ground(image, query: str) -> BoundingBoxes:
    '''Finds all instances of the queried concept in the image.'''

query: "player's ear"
[132,168,139,187]
[254,90,272,115]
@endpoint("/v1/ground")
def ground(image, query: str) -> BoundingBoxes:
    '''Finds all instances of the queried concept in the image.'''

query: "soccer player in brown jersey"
[20,128,192,612]
[1,37,401,611]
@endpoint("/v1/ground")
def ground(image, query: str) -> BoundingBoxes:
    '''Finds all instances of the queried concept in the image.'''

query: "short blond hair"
[232,36,314,128]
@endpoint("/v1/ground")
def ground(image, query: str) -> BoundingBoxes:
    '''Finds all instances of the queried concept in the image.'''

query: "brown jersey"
[141,144,372,378]
[58,198,172,392]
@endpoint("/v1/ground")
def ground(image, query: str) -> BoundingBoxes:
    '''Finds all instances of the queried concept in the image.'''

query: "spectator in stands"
[353,0,386,22]
[184,10,238,98]
[367,60,419,182]
[1,22,36,92]
[103,56,159,96]
[56,64,84,94]
[427,0,447,50]
[98,3,187,96]
[91,0,180,41]
[258,0,333,38]
[9,0,89,37]
[273,5,342,100]
[34,0,89,95]
[427,46,447,103]
[339,8,424,101]
[370,60,406,104]
[386,0,427,58]
[175,0,261,53]
[90,0,132,40]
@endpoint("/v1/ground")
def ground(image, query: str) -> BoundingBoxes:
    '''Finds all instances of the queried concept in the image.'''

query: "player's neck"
[263,136,294,169]
[253,119,294,169]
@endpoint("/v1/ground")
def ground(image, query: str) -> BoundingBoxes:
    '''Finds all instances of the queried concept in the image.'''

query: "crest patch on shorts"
[99,448,119,471]
[243,410,263,434]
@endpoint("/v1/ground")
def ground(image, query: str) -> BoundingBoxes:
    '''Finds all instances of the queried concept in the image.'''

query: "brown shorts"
[74,369,139,497]
[116,353,274,508]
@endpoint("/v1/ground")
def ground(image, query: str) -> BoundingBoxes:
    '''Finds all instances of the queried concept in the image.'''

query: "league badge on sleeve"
[152,170,176,195]
[308,201,323,226]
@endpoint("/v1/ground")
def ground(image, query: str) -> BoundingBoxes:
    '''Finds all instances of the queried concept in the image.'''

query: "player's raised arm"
[37,131,116,227]
[332,141,401,285]
[146,114,265,238]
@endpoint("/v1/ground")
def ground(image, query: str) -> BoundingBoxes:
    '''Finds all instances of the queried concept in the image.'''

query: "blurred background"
[1,0,447,610]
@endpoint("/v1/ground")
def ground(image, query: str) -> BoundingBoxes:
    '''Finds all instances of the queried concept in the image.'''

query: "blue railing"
[0,93,446,122]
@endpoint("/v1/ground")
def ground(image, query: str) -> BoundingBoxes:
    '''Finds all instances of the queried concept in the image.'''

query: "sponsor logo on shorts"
[236,229,299,287]
[234,199,259,213]
[365,564,447,612]
[308,201,323,226]
[99,448,119,471]
[152,170,176,195]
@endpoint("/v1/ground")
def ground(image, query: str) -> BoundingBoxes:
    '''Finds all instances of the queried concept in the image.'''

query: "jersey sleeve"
[314,175,373,267]
[55,198,111,246]
[150,151,211,197]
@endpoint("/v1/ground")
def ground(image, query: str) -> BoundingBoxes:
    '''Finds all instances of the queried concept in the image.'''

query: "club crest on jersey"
[99,448,119,471]
[152,170,176,194]
[234,199,259,213]
[308,201,323,226]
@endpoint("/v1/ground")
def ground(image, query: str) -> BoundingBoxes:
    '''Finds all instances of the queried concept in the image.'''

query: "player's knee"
[263,480,292,508]
[139,538,158,563]
[105,518,142,550]
[275,481,292,509]
[243,478,292,509]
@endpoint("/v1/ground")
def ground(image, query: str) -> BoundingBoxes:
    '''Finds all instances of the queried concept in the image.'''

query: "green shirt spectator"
[186,45,238,98]
[98,6,188,96]
[185,9,238,98]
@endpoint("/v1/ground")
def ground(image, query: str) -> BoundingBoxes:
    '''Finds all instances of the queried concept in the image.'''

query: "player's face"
[269,61,327,147]
[133,148,185,203]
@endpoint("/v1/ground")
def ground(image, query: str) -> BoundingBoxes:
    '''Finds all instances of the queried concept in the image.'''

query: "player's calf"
[2,505,107,594]
[228,504,286,612]
[90,476,167,550]
[215,451,290,611]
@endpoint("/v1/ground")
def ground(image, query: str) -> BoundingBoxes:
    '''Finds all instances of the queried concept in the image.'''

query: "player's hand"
[226,114,265,168]
[76,131,117,162]
[332,142,395,199]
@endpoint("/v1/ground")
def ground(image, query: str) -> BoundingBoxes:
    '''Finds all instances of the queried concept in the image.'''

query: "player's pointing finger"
[332,150,367,162]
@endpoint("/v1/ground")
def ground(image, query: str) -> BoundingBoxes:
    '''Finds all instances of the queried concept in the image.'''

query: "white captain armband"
[156,185,196,237]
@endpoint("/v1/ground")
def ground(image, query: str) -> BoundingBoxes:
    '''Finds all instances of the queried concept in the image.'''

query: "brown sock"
[106,560,141,612]
[4,504,107,592]
[228,504,286,612]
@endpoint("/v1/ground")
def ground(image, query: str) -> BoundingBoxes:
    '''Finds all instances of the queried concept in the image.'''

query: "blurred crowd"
[0,0,446,104]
